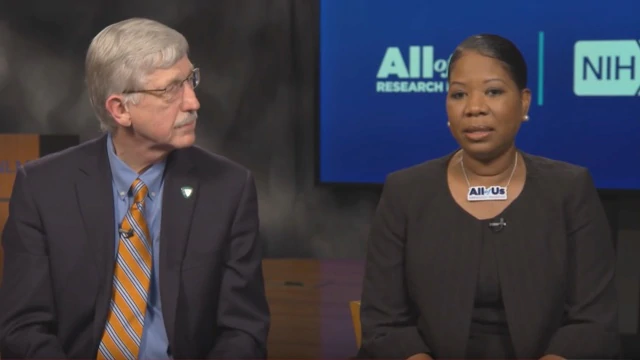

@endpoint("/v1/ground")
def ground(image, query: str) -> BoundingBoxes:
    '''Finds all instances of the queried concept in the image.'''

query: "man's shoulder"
[182,145,251,180]
[21,136,103,177]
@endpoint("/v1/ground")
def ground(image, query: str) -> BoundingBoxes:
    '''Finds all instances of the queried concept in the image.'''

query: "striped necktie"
[98,178,152,360]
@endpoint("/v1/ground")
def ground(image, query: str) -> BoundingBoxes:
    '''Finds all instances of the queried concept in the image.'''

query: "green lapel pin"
[181,186,193,199]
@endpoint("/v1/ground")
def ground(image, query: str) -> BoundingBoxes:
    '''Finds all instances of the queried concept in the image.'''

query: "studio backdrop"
[0,0,378,258]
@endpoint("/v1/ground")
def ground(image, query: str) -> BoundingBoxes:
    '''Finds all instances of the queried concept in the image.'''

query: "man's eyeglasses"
[123,68,200,100]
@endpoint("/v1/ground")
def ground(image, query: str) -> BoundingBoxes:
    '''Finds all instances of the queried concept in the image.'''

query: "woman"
[358,34,620,359]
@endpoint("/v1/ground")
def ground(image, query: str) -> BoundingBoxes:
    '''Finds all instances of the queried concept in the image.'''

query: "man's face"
[126,56,201,150]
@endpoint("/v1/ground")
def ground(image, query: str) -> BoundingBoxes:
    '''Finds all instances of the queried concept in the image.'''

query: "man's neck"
[110,131,170,174]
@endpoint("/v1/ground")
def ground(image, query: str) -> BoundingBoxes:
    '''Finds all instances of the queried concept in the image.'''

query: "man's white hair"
[85,18,189,132]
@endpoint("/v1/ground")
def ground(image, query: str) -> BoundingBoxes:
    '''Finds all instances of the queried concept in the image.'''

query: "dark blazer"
[359,151,620,359]
[0,135,270,359]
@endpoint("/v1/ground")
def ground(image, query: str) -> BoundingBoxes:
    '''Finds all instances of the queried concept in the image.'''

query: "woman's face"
[446,50,531,160]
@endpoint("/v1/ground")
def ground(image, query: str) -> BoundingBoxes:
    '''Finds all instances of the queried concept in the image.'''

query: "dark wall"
[0,1,637,268]
[0,0,380,258]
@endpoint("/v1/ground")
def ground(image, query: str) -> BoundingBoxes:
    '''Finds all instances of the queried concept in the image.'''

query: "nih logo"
[574,39,640,96]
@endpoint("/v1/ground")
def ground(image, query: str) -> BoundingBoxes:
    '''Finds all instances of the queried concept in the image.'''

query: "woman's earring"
[523,115,529,122]
[447,121,450,127]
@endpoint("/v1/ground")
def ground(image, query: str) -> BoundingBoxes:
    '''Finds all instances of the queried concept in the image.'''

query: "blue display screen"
[318,0,640,190]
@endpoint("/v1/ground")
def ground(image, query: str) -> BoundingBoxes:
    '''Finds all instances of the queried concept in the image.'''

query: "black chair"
[620,277,640,360]
[602,198,640,359]
[622,334,640,359]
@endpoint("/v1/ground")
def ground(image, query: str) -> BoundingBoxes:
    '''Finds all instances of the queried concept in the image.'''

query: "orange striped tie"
[98,179,152,360]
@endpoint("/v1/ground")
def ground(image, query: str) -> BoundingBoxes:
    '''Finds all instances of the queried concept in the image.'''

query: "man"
[0,18,270,359]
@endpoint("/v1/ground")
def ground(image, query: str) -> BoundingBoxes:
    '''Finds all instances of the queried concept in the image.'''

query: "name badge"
[467,186,507,201]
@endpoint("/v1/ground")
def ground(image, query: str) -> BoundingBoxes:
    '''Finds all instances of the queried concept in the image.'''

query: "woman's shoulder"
[523,152,591,185]
[522,152,599,209]
[385,153,451,188]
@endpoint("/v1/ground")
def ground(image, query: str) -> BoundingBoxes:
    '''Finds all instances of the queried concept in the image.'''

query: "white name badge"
[467,186,508,201]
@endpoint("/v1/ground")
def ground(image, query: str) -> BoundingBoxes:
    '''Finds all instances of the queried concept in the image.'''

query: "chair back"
[349,300,362,348]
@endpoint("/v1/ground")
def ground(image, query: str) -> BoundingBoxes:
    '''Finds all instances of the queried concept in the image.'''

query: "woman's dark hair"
[448,34,528,90]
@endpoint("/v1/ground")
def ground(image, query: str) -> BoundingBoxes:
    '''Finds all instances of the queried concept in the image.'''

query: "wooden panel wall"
[263,259,364,358]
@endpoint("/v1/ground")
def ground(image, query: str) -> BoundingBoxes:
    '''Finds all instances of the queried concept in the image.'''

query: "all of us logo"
[375,46,451,94]
[373,32,545,109]
[467,186,507,202]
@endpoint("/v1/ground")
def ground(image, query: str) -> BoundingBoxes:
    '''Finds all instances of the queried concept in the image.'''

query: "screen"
[318,0,640,191]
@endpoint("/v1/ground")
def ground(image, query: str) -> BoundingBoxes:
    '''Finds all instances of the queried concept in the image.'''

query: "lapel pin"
[181,186,193,199]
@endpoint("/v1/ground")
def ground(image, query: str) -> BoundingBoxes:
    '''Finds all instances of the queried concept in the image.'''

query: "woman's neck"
[458,146,518,186]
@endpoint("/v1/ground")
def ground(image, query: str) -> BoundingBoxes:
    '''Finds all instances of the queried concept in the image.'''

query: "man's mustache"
[174,111,198,128]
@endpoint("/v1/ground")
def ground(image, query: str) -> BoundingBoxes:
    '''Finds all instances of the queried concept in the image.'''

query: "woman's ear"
[521,88,532,121]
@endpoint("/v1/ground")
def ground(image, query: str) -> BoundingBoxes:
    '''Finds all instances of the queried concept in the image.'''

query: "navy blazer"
[0,135,270,359]
[359,151,620,359]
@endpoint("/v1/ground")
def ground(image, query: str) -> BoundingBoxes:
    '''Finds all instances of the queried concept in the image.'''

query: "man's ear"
[105,95,132,127]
